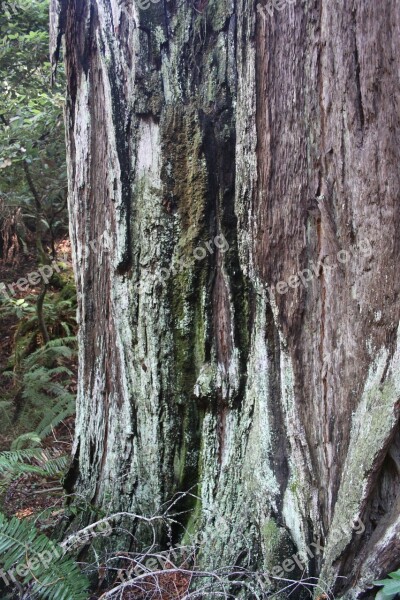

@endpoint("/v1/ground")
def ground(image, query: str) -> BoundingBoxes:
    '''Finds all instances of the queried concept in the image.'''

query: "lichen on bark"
[51,0,400,596]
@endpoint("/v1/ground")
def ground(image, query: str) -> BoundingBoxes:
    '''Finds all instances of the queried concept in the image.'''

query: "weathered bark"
[51,0,400,596]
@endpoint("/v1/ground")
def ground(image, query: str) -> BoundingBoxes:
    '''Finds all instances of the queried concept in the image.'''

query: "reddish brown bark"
[52,0,400,595]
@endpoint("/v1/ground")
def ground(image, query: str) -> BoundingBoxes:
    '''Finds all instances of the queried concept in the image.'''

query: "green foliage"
[0,0,76,444]
[0,400,13,425]
[10,431,41,449]
[0,440,69,504]
[0,275,77,356]
[374,570,400,600]
[0,447,69,478]
[0,0,68,256]
[0,266,77,447]
[4,336,77,435]
[0,511,90,599]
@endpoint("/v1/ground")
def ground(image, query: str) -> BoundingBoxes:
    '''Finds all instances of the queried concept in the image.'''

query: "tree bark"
[51,0,400,596]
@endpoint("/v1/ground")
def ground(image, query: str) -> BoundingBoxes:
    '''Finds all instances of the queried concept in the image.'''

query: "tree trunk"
[51,0,400,596]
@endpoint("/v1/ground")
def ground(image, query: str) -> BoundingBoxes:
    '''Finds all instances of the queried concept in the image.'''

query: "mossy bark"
[51,0,400,596]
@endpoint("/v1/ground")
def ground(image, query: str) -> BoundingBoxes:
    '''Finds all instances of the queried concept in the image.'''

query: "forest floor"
[1,417,74,529]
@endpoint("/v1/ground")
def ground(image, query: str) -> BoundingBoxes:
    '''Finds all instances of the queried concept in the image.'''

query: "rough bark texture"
[51,0,400,596]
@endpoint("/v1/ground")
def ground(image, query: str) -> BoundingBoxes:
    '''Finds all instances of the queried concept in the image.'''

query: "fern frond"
[0,449,69,478]
[0,448,44,464]
[22,343,74,370]
[44,336,76,348]
[35,392,75,439]
[0,512,89,600]
[0,400,13,424]
[11,432,41,450]
[11,338,77,436]
[39,454,70,477]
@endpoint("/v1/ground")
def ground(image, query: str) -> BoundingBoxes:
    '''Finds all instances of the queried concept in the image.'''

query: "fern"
[0,400,13,425]
[38,454,69,477]
[0,448,69,479]
[11,432,41,450]
[35,391,75,438]
[0,512,90,600]
[20,366,74,416]
[22,336,76,370]
[0,448,44,464]
[0,287,76,351]
[374,570,400,600]
[5,337,77,436]
[0,280,77,435]
[0,339,75,487]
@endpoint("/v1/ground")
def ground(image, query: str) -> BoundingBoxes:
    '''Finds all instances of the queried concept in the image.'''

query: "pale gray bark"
[51,0,400,596]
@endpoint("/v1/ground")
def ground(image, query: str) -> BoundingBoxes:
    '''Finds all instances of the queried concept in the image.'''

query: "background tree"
[0,0,77,482]
[0,0,67,261]
[51,0,400,597]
